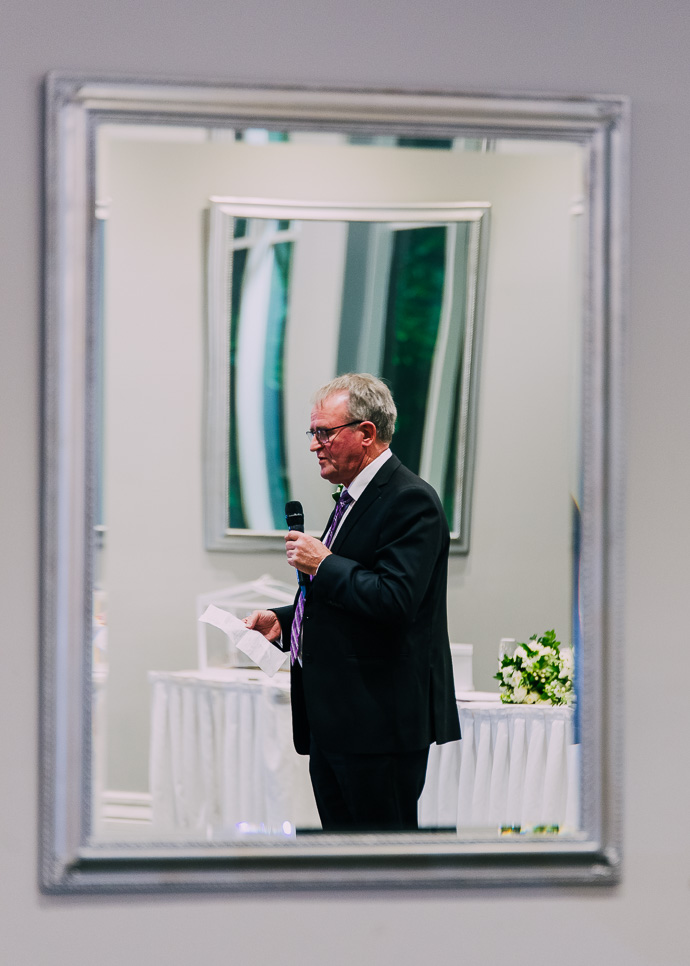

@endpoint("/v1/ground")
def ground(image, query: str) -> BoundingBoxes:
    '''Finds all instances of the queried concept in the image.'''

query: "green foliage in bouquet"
[494,629,574,706]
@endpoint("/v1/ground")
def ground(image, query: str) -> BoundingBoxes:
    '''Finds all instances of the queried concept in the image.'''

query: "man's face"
[309,392,368,486]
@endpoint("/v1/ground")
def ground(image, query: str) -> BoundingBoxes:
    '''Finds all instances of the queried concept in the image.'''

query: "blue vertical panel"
[571,496,582,744]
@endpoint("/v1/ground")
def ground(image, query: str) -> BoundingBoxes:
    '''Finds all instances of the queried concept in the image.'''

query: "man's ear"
[359,420,376,446]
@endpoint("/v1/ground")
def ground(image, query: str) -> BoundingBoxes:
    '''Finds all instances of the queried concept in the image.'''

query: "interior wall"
[2,1,689,964]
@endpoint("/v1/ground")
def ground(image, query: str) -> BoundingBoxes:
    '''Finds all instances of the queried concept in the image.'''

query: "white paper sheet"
[198,605,288,677]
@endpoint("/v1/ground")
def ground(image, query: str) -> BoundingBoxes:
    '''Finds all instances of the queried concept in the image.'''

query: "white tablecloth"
[149,668,320,836]
[150,671,579,837]
[419,700,580,832]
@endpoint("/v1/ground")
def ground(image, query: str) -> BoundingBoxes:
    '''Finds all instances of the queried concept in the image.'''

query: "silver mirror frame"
[41,74,628,893]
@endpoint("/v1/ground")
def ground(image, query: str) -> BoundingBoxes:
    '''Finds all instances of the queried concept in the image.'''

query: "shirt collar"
[345,447,392,502]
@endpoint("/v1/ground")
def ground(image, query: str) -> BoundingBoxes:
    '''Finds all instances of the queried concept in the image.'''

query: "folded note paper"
[198,605,288,677]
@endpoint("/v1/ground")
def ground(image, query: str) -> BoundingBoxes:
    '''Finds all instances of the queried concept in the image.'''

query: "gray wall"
[1,1,688,964]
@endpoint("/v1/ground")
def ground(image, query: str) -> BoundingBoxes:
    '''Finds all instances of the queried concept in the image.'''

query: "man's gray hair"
[313,373,397,443]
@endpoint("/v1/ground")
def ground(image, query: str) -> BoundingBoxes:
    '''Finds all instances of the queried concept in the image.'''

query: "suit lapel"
[329,454,400,554]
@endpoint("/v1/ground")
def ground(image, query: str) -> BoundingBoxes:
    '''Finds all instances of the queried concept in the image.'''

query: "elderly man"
[246,373,459,831]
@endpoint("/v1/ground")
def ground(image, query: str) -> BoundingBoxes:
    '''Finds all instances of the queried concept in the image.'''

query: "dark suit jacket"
[273,453,461,756]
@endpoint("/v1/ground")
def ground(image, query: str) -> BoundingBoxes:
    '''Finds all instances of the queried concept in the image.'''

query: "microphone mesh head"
[285,501,304,530]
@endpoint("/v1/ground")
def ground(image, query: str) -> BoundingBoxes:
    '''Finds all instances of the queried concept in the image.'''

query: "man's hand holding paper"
[199,605,286,677]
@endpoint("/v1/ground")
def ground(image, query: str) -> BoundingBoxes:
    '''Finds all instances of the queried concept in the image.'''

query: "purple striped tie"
[290,488,353,665]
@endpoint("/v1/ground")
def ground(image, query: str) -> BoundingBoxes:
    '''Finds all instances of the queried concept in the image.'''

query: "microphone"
[285,501,309,592]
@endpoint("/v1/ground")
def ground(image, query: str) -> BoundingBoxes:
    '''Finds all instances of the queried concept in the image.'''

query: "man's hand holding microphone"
[244,500,328,639]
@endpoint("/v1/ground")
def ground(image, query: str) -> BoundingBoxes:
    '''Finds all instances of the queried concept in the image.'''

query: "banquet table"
[148,668,320,836]
[419,698,579,832]
[149,670,579,837]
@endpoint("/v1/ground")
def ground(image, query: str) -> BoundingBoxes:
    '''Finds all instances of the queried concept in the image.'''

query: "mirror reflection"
[206,198,488,543]
[93,123,584,842]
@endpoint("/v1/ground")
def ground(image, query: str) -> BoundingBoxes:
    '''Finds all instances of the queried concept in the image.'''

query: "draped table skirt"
[148,668,320,835]
[419,701,579,832]
[149,672,579,837]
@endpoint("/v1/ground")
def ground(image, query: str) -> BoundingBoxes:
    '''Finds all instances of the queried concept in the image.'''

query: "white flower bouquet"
[494,629,574,706]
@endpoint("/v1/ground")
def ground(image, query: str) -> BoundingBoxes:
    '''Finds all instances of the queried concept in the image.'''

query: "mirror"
[41,76,626,892]
[205,196,489,547]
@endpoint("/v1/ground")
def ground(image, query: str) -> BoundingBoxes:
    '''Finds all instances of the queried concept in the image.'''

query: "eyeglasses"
[305,421,362,444]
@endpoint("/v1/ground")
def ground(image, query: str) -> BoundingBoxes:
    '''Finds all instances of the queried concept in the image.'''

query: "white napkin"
[198,605,288,677]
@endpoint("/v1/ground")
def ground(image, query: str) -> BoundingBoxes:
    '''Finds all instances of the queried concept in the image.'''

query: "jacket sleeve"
[269,602,295,652]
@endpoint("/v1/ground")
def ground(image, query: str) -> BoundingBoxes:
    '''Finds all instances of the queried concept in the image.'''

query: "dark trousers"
[308,738,430,832]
